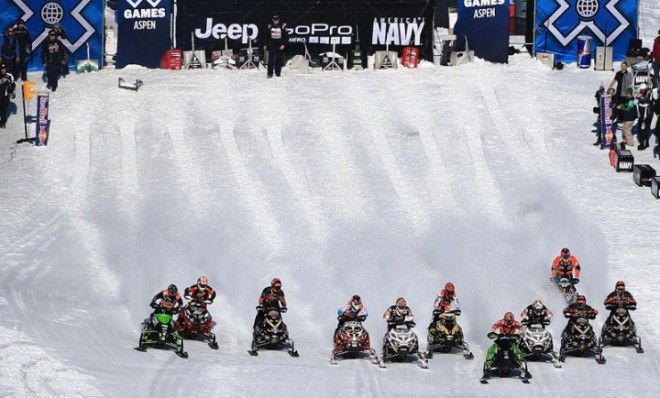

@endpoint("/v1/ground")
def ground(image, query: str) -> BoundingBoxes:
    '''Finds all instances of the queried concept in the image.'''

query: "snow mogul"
[381,298,428,368]
[426,282,473,359]
[331,295,382,366]
[599,281,643,353]
[550,248,581,303]
[248,278,298,357]
[136,284,188,358]
[559,295,605,364]
[519,299,561,368]
[481,312,530,383]
[175,276,219,349]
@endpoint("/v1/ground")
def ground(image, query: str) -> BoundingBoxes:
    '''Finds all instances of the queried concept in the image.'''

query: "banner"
[175,0,434,62]
[0,0,104,71]
[454,0,510,64]
[534,0,638,63]
[599,94,614,148]
[116,0,172,68]
[35,92,49,146]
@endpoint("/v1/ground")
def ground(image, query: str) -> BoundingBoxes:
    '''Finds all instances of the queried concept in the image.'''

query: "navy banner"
[0,0,104,71]
[116,0,172,68]
[454,0,510,64]
[534,0,638,63]
[176,0,434,62]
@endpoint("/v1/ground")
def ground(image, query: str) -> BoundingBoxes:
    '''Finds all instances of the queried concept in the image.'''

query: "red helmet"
[503,312,515,324]
[271,278,282,289]
[560,247,571,260]
[197,275,208,290]
[444,282,455,294]
[576,294,587,304]
[615,280,625,291]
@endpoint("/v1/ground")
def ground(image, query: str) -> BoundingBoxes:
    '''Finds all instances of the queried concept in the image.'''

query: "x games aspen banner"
[116,0,173,68]
[534,0,638,63]
[454,0,510,64]
[175,0,434,62]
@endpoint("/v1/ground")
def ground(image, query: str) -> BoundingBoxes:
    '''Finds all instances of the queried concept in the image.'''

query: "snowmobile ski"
[247,349,259,356]
[289,349,300,357]
[208,341,219,350]
[134,346,147,352]
[480,377,489,384]
[176,351,189,359]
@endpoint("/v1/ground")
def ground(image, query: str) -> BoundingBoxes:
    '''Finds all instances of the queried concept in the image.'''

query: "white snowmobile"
[520,321,561,368]
[382,320,428,369]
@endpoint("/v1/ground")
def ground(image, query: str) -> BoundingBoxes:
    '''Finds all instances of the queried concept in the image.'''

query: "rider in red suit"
[603,281,636,309]
[550,247,581,281]
[184,275,216,303]
[491,312,523,335]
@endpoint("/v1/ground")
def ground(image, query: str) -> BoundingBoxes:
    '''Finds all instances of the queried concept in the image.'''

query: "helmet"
[395,297,406,308]
[639,83,648,91]
[168,284,178,294]
[0,63,6,70]
[615,280,625,291]
[532,299,544,311]
[271,278,282,289]
[576,294,586,304]
[560,247,571,260]
[197,275,208,290]
[503,312,515,324]
[444,282,455,294]
[352,294,361,304]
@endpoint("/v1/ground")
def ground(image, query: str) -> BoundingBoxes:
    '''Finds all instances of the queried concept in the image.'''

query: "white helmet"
[532,299,544,311]
[639,83,648,91]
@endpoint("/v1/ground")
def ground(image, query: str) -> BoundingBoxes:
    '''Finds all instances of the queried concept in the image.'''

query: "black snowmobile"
[559,317,605,364]
[599,307,644,353]
[481,332,530,384]
[248,308,299,357]
[553,276,579,304]
[135,310,188,358]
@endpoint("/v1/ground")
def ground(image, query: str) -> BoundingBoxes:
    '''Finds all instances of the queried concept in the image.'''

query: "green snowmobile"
[481,332,530,384]
[135,311,188,358]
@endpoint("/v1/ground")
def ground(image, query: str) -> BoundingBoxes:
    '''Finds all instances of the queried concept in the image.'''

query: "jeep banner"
[0,0,104,71]
[116,0,173,68]
[534,0,638,63]
[175,0,433,61]
[454,0,510,64]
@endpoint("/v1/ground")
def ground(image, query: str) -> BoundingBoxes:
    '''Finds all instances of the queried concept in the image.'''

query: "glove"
[10,93,16,99]
[150,302,158,309]
[572,278,580,285]
[280,307,287,313]
[256,305,263,311]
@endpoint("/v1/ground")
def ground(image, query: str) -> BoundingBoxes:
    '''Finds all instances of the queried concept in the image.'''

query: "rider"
[150,284,184,314]
[550,247,581,283]
[429,282,461,327]
[334,294,368,340]
[184,275,217,304]
[562,294,597,338]
[520,299,553,326]
[383,297,415,331]
[603,281,637,325]
[485,312,524,368]
[253,278,287,334]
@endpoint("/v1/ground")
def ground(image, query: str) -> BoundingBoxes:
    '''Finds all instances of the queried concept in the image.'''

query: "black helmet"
[168,284,178,294]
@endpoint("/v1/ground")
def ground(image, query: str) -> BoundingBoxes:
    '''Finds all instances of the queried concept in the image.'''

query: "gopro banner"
[0,0,104,71]
[534,0,638,63]
[176,0,433,61]
[116,0,172,68]
[454,0,510,64]
[35,93,49,146]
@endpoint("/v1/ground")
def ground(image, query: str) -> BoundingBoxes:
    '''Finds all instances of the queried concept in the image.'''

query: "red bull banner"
[35,93,49,146]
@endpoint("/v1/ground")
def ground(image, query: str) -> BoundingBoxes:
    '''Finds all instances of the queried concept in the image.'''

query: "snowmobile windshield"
[155,313,173,324]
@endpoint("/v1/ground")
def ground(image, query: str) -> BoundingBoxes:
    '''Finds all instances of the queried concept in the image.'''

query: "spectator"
[13,19,32,81]
[50,24,69,77]
[635,83,653,150]
[265,14,287,78]
[618,87,638,147]
[1,26,18,74]
[652,88,660,152]
[652,29,660,88]
[41,31,65,91]
[0,63,16,128]
[608,62,631,105]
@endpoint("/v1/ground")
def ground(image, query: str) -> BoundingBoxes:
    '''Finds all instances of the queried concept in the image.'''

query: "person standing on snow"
[652,29,660,89]
[0,63,16,129]
[265,14,288,78]
[40,30,65,91]
[13,19,31,81]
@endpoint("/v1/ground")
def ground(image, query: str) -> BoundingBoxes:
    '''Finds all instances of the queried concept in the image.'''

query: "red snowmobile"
[175,300,218,349]
[331,317,382,366]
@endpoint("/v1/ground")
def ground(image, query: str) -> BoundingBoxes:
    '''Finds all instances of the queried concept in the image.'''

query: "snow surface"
[1,55,660,397]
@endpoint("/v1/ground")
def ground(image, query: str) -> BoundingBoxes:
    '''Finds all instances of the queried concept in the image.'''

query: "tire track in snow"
[346,77,429,233]
[118,94,140,219]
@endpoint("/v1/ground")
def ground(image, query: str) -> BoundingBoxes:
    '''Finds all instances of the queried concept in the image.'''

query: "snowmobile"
[248,308,299,357]
[331,318,383,367]
[559,317,605,364]
[425,310,473,359]
[554,277,579,304]
[381,321,428,369]
[175,300,218,349]
[520,321,561,368]
[135,310,188,358]
[480,332,530,384]
[599,307,644,353]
